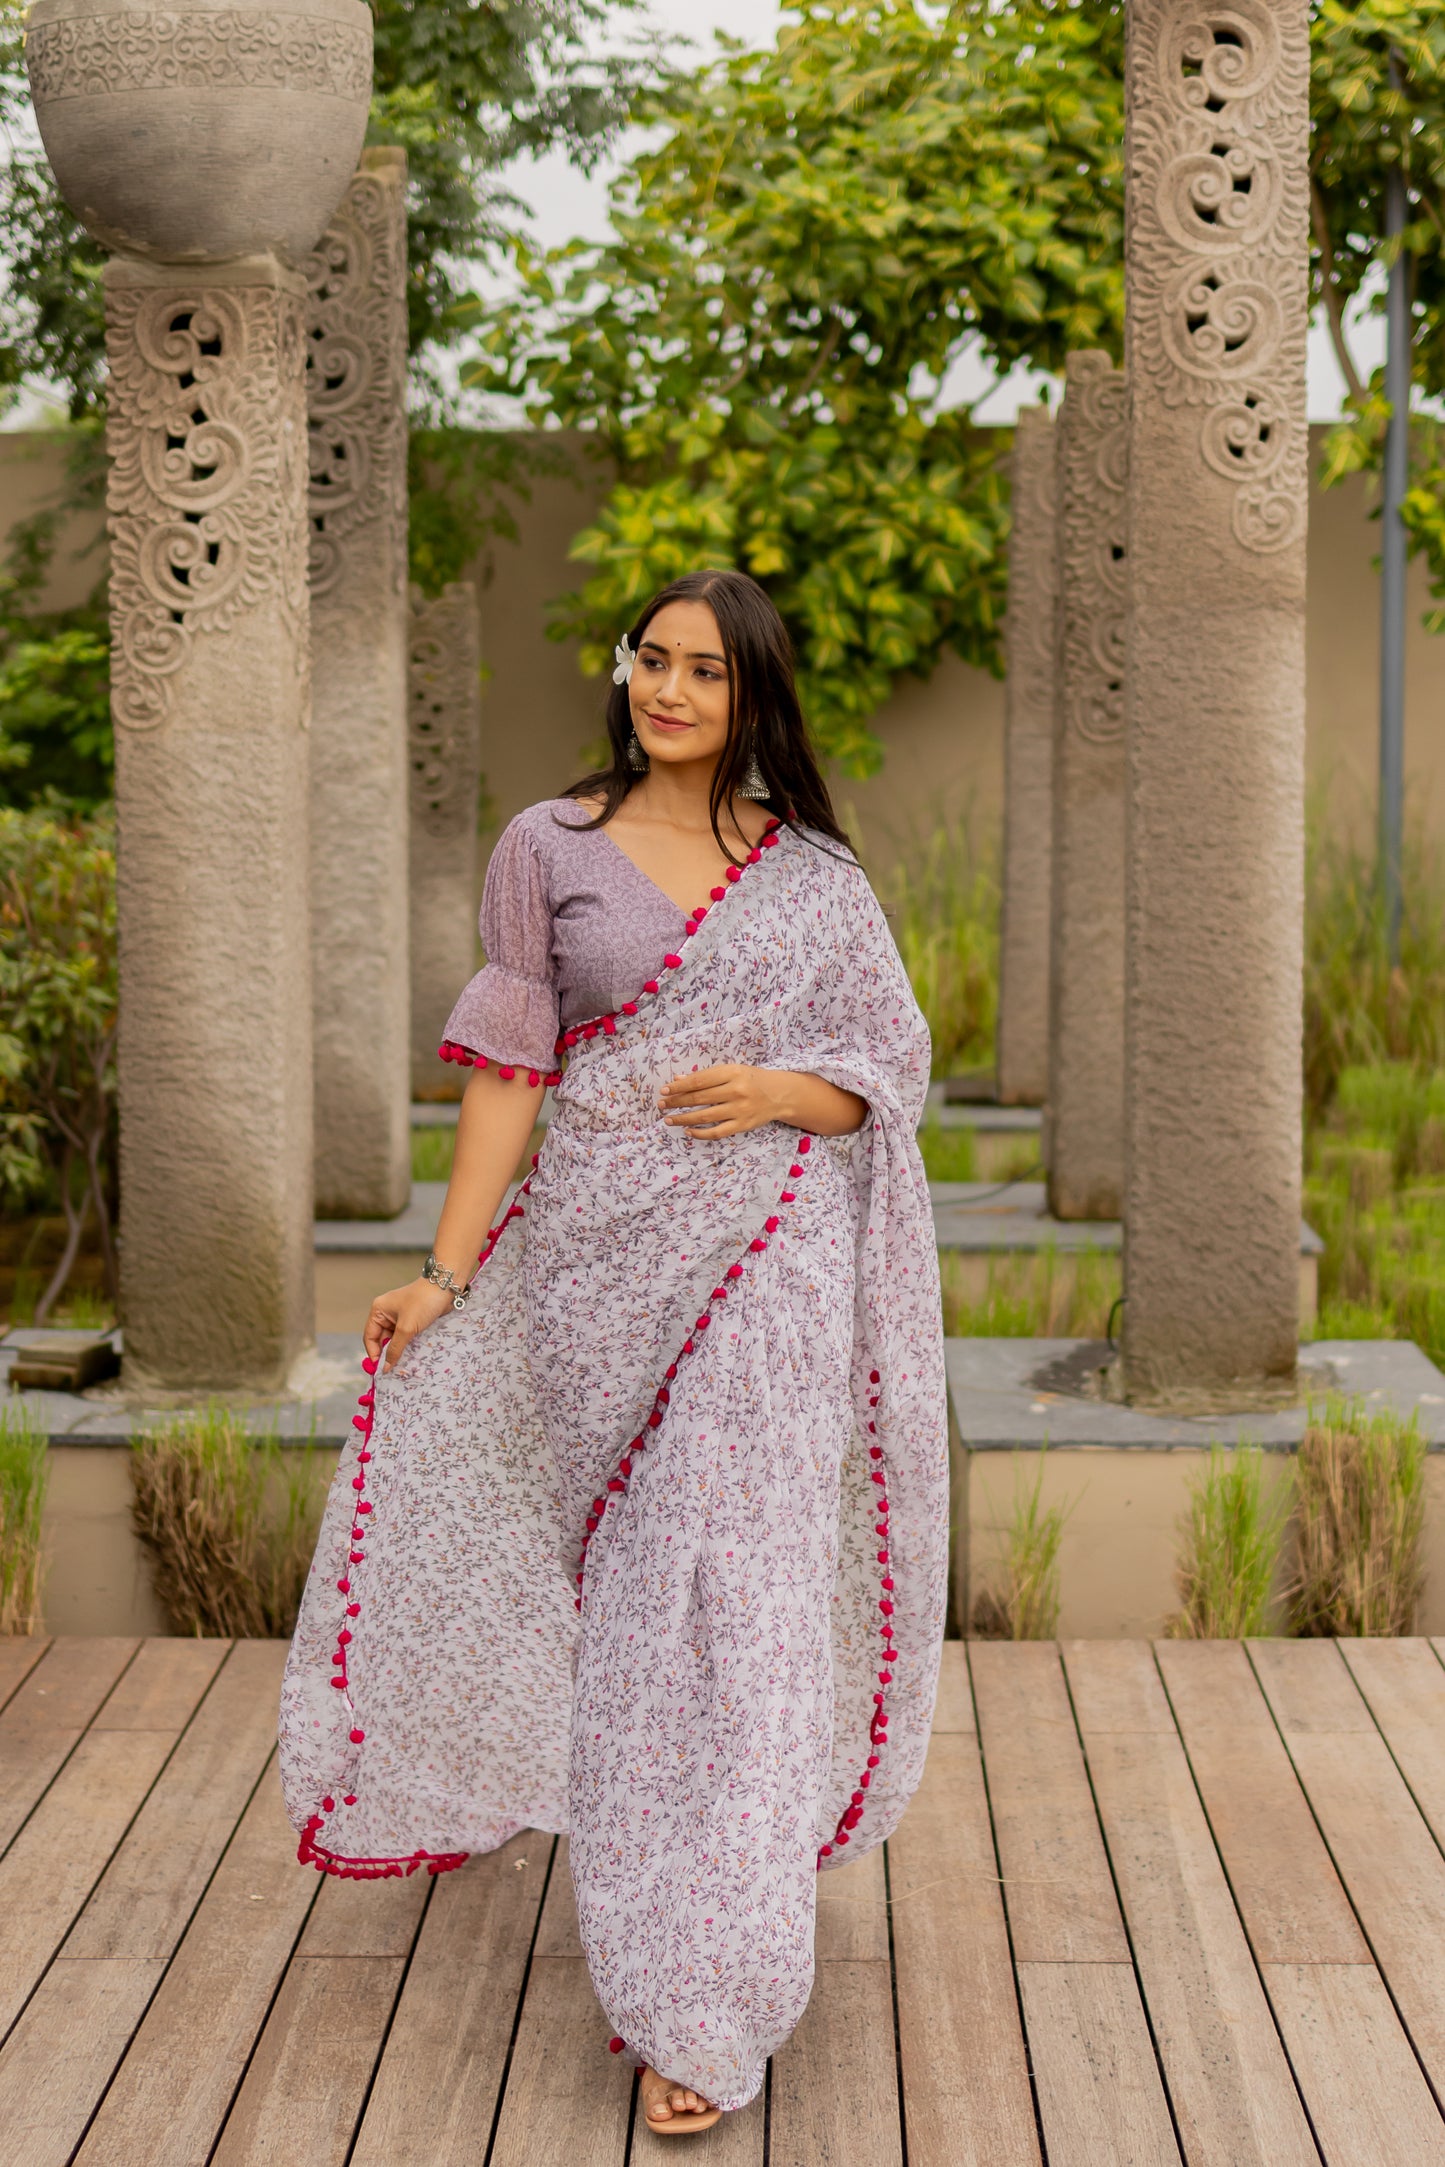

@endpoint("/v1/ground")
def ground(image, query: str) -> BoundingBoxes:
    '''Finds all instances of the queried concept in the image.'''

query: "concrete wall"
[5,422,1442,871]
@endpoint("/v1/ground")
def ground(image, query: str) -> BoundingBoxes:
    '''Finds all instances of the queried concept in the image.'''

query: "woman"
[279,568,948,2134]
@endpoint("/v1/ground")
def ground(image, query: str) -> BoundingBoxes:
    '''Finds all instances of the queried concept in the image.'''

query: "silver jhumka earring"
[626,730,649,773]
[737,749,769,800]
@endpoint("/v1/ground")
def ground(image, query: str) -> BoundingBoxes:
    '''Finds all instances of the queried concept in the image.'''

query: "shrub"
[0,803,116,1320]
[0,1405,48,1634]
[1166,1445,1290,1640]
[130,1410,326,1638]
[1288,1395,1426,1637]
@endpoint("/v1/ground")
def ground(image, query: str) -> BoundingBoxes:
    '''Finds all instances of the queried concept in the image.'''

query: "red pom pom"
[565,1030,579,1048]
[361,1356,378,1376]
[869,1370,881,1385]
[748,848,762,864]
[586,1514,598,1531]
[622,1001,638,1016]
[835,1830,851,1845]
[607,1477,624,1493]
[799,1136,812,1154]
[343,1793,356,1805]
[881,1576,895,1590]
[347,1602,360,1617]
[868,1754,880,1768]
[330,1675,346,1688]
[749,1238,767,1253]
[352,1414,368,1432]
[726,1262,743,1279]
[663,954,682,969]
[609,2037,625,2054]
[337,1578,351,1593]
[349,1727,366,1744]
[765,1216,780,1233]
[619,1457,632,1476]
[725,866,741,883]
[696,1315,711,1331]
[351,1475,365,1491]
[819,1842,833,1859]
[644,979,660,994]
[323,1796,335,1811]
[879,1598,895,1615]
[338,1628,352,1646]
[475,1055,489,1070]
[528,1069,541,1085]
[647,1410,663,1428]
[779,1191,795,1204]
[710,885,726,900]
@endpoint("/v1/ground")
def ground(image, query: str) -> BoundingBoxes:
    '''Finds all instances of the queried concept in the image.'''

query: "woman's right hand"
[365,1276,458,1371]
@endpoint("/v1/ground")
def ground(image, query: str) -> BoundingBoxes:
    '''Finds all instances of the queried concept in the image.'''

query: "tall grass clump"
[1166,1445,1290,1639]
[970,1452,1074,1639]
[1305,820,1445,1126]
[940,1244,1120,1339]
[1305,1061,1445,1366]
[130,1408,326,1637]
[0,1405,48,1633]
[1288,1395,1426,1637]
[879,815,998,1079]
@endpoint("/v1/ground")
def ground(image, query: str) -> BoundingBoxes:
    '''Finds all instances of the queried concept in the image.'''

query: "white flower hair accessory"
[612,633,635,686]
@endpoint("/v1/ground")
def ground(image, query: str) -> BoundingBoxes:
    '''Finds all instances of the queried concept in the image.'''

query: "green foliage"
[130,1411,327,1638]
[1304,816,1445,1122]
[1289,1392,1426,1635]
[0,0,645,422]
[0,1404,48,1635]
[878,816,1000,1077]
[940,1244,1120,1339]
[1305,1060,1445,1364]
[1167,1445,1291,1640]
[0,805,117,1319]
[470,0,1125,767]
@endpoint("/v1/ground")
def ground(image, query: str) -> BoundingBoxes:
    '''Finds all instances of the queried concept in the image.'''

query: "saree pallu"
[278,820,948,2110]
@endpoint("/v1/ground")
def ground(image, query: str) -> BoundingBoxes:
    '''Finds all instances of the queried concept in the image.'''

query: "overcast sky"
[505,0,1377,423]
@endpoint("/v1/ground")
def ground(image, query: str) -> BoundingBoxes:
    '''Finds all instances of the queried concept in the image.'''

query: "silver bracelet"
[422,1251,471,1310]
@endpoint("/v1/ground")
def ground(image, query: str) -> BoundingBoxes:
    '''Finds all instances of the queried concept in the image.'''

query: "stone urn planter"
[25,0,372,265]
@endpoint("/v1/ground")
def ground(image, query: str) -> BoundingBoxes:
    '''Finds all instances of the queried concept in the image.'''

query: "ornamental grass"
[0,1405,49,1634]
[130,1409,326,1638]
[970,1451,1074,1641]
[939,1243,1119,1340]
[878,815,998,1081]
[1287,1395,1426,1639]
[1305,1062,1445,1368]
[1166,1445,1291,1640]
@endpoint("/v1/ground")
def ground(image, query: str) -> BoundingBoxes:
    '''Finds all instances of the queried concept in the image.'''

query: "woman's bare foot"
[640,2064,722,2135]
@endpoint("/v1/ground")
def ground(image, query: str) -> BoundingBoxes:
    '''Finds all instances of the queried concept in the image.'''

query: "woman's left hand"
[659,1065,867,1140]
[659,1064,789,1139]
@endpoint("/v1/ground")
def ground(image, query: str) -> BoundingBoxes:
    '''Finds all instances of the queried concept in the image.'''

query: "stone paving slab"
[947,1337,1445,1451]
[1,1330,367,1448]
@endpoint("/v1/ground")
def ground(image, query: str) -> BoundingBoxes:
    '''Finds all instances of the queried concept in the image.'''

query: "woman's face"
[628,600,732,772]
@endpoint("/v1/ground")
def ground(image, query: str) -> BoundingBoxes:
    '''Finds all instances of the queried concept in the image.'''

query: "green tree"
[469,0,1125,770]
[0,805,117,1319]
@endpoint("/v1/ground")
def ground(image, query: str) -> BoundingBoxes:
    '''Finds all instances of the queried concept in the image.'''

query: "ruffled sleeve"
[439,815,561,1077]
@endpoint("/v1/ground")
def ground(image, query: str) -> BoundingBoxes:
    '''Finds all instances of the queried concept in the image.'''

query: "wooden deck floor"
[3,1635,1445,2166]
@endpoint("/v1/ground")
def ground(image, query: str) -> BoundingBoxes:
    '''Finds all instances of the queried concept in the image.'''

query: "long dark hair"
[561,568,852,864]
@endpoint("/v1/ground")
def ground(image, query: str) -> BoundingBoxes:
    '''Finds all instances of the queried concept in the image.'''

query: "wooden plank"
[931,1640,974,1734]
[815,1841,889,1963]
[296,1857,430,1958]
[1250,1638,1445,2098]
[969,1641,1130,1963]
[76,1762,320,2167]
[0,1729,178,2039]
[1156,1639,1368,1965]
[768,1961,902,2167]
[0,1637,50,1713]
[211,1957,405,2167]
[1338,1637,1445,1849]
[0,1958,165,2167]
[488,1956,634,2167]
[90,1637,229,1731]
[0,1638,139,1854]
[62,1639,287,1960]
[890,1729,1040,2166]
[0,1637,237,2034]
[532,1835,582,1958]
[351,1834,552,2167]
[1061,1641,1318,2167]
[1263,1964,1445,2166]
[1016,1963,1181,2167]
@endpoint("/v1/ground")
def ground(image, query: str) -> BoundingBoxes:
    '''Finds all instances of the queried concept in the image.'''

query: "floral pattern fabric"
[278,819,948,2112]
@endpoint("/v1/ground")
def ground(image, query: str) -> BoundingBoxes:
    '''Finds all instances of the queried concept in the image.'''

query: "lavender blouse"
[442,801,689,1072]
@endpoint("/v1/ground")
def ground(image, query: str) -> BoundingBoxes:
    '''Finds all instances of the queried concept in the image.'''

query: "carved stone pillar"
[996,407,1057,1108]
[408,584,484,1099]
[306,146,411,1217]
[105,256,315,1392]
[1122,0,1309,1404]
[1047,353,1128,1222]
